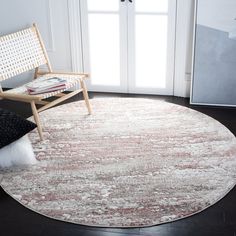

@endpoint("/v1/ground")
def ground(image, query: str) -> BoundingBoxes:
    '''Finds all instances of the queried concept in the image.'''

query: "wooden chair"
[0,24,92,140]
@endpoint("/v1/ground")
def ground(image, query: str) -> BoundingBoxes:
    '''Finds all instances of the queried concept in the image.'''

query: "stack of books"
[26,77,67,95]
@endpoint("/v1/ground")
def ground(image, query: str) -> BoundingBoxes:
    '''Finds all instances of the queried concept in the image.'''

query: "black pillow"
[0,108,37,149]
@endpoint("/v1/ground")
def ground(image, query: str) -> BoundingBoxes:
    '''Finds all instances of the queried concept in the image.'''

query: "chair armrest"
[38,71,89,78]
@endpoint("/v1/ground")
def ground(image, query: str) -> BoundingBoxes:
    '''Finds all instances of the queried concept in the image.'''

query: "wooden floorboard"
[0,92,236,236]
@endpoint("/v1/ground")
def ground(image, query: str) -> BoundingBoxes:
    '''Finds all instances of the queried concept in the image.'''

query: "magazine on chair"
[26,77,67,94]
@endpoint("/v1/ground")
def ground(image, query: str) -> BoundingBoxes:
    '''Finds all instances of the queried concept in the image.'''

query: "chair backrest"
[0,24,51,81]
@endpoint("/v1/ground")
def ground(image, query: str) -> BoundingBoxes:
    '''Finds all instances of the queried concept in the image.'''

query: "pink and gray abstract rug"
[1,98,236,227]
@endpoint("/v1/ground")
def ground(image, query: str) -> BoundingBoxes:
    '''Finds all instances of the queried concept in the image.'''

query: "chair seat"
[7,73,83,99]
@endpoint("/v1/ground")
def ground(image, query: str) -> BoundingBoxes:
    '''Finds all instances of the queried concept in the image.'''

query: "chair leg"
[30,101,43,141]
[80,80,92,114]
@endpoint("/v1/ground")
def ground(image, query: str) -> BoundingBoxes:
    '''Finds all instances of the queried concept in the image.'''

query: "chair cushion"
[0,108,37,149]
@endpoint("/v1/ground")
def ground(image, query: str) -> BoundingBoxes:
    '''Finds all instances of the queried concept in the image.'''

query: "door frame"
[67,0,192,97]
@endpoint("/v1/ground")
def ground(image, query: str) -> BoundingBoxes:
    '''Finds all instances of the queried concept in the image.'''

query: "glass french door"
[80,0,176,95]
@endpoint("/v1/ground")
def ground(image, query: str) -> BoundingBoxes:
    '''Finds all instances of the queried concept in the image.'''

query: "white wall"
[0,0,72,88]
[0,0,195,97]
[174,0,195,97]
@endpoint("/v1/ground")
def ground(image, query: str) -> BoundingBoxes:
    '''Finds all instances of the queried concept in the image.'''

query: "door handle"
[128,0,133,2]
[121,0,125,2]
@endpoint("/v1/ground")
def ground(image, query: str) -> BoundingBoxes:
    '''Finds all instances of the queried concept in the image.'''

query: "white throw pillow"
[0,135,38,168]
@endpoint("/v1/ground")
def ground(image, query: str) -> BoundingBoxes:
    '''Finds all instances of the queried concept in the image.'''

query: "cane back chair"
[0,24,92,140]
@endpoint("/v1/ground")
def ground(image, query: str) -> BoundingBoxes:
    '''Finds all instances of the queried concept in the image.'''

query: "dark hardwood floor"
[0,92,236,236]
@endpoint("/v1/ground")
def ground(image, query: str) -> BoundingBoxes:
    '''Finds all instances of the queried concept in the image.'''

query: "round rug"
[1,98,236,227]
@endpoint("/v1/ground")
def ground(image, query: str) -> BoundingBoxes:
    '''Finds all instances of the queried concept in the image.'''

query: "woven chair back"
[0,26,48,81]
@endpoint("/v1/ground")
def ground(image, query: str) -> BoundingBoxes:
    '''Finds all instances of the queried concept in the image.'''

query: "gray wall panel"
[192,24,236,106]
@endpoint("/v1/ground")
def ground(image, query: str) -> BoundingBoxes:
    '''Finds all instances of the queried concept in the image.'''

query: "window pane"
[88,14,120,86]
[135,0,168,13]
[87,0,119,11]
[135,15,168,88]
